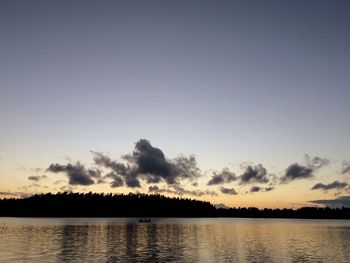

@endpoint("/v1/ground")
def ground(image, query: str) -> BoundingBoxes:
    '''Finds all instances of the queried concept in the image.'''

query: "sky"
[1,0,350,208]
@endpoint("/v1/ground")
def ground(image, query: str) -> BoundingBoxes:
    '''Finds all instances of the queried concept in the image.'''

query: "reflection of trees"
[105,224,123,262]
[103,223,190,262]
[1,218,350,262]
[58,225,90,262]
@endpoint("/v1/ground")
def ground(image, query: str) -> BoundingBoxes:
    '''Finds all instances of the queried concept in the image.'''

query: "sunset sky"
[1,0,350,208]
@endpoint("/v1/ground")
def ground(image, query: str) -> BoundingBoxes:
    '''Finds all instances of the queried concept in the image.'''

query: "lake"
[0,218,349,262]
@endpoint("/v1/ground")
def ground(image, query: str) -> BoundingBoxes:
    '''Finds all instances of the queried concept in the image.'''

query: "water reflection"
[0,218,349,262]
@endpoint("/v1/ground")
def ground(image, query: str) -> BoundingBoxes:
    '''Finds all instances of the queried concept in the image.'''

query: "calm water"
[0,218,349,262]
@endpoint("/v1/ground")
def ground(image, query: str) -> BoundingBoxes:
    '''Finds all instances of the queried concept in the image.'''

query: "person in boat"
[138,218,151,223]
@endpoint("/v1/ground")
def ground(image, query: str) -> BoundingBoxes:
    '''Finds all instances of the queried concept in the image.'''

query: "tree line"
[0,192,349,219]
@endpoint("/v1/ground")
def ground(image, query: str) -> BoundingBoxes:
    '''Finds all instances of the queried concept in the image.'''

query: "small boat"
[138,218,151,223]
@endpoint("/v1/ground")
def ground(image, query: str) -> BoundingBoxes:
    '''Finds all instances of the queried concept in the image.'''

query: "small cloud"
[250,186,274,193]
[148,185,217,197]
[0,191,19,196]
[309,196,350,208]
[148,185,160,192]
[219,187,237,195]
[0,191,30,198]
[240,164,269,184]
[28,175,47,182]
[250,186,261,193]
[280,155,329,184]
[215,203,230,209]
[280,163,313,183]
[207,168,236,185]
[104,172,124,187]
[47,163,95,186]
[311,181,348,191]
[341,161,350,174]
[59,185,74,192]
[304,154,330,169]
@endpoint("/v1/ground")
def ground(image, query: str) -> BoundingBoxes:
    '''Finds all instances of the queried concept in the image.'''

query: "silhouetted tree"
[0,192,349,218]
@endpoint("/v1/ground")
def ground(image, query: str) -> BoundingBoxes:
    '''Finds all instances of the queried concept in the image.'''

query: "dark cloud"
[309,196,350,208]
[134,139,175,181]
[214,203,230,209]
[92,139,201,188]
[280,163,313,183]
[148,185,217,197]
[280,155,329,183]
[133,140,201,184]
[250,186,261,192]
[104,172,124,187]
[92,152,131,176]
[148,185,160,192]
[341,161,350,174]
[172,155,201,182]
[207,168,236,185]
[240,164,268,184]
[219,187,237,195]
[46,163,95,186]
[59,185,74,192]
[87,168,104,183]
[28,175,47,181]
[250,186,274,193]
[304,154,329,169]
[92,151,140,188]
[311,181,348,191]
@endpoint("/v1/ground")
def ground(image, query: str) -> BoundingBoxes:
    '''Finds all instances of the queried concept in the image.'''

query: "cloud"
[148,185,217,197]
[240,164,268,184]
[0,191,19,196]
[53,180,66,185]
[280,155,329,183]
[46,163,95,186]
[92,139,202,188]
[0,191,30,198]
[148,185,160,192]
[207,168,236,185]
[104,172,124,187]
[304,154,330,169]
[280,163,313,183]
[215,203,230,209]
[309,196,350,207]
[59,185,74,192]
[341,161,350,174]
[134,139,201,184]
[28,175,47,182]
[219,187,237,195]
[250,186,274,193]
[311,181,348,191]
[250,186,261,192]
[87,168,104,183]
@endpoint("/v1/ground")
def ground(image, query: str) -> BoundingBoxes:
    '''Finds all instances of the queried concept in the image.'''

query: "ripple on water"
[0,218,349,262]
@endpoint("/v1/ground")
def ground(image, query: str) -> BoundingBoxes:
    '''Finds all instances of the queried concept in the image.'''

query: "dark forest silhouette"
[0,192,349,219]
